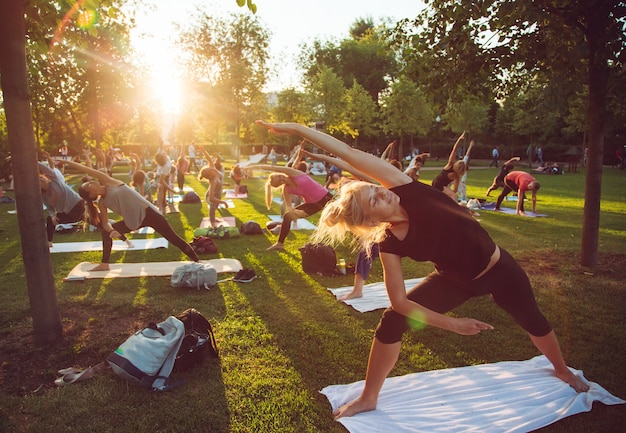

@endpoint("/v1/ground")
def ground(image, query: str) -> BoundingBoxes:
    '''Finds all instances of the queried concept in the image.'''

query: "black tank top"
[380,182,496,280]
[432,167,455,190]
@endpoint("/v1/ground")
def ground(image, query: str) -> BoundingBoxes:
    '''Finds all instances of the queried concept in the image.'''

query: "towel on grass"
[132,226,156,235]
[50,237,168,253]
[328,277,424,312]
[200,216,236,228]
[268,215,317,230]
[224,190,248,199]
[321,355,625,433]
[481,202,548,217]
[64,258,243,281]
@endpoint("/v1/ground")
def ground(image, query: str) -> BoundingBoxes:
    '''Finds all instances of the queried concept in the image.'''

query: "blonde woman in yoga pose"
[255,120,589,420]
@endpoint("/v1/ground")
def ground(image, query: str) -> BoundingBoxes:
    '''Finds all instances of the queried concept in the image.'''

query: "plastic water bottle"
[338,259,346,275]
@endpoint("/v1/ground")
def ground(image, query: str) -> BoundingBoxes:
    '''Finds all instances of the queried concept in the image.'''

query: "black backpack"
[181,191,201,204]
[240,220,263,235]
[174,308,219,372]
[299,243,340,276]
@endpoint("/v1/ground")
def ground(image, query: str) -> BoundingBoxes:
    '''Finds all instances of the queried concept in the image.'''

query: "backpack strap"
[190,309,219,358]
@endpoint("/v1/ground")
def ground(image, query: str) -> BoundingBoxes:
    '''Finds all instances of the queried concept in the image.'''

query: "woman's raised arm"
[256,121,409,189]
[248,164,304,177]
[302,150,376,183]
[54,159,121,186]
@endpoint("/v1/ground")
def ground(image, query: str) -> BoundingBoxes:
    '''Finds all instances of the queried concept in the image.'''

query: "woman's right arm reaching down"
[256,121,409,189]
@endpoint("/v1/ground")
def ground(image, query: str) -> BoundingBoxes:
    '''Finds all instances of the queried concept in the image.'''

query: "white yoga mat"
[321,355,625,433]
[200,216,236,228]
[65,258,243,281]
[224,190,248,199]
[218,199,235,209]
[269,215,317,230]
[328,277,425,312]
[50,238,168,254]
[132,226,156,235]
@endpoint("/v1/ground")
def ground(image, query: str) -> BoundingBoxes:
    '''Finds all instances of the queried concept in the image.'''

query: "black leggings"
[374,248,551,344]
[46,200,85,242]
[495,179,524,210]
[277,192,333,243]
[101,206,199,263]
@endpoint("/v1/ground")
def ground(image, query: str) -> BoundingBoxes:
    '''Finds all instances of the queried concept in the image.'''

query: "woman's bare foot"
[267,242,285,251]
[89,263,110,272]
[339,291,363,301]
[557,369,589,392]
[333,396,377,420]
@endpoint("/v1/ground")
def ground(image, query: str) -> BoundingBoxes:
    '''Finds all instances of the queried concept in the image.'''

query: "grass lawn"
[0,161,624,433]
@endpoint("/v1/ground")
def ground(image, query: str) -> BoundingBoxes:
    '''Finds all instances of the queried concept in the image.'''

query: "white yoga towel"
[50,237,168,253]
[132,226,155,235]
[321,355,625,433]
[65,258,243,281]
[218,199,235,209]
[269,215,317,230]
[328,278,425,312]
[200,216,236,228]
[224,190,248,199]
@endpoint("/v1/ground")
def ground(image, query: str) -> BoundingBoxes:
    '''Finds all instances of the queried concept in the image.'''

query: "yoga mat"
[218,199,235,209]
[480,202,548,217]
[200,216,236,228]
[328,277,425,312]
[224,190,248,199]
[132,226,156,235]
[65,258,243,281]
[268,215,317,230]
[321,355,624,433]
[50,238,168,254]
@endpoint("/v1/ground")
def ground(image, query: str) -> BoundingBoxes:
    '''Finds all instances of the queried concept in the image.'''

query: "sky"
[128,0,426,93]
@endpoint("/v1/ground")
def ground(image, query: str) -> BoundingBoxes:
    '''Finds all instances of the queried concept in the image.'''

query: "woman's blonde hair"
[264,172,287,210]
[452,160,466,178]
[312,181,389,256]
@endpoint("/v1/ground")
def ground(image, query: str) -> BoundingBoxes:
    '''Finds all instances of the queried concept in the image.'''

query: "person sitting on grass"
[255,120,589,422]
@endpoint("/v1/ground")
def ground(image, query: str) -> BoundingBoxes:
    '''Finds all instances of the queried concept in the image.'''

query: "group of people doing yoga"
[39,123,586,421]
[254,120,588,421]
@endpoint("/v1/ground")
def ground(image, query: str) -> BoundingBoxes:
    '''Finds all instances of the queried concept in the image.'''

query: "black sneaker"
[266,221,281,231]
[234,269,257,283]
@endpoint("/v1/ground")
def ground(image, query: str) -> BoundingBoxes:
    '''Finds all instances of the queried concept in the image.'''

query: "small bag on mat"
[190,236,218,254]
[174,308,219,372]
[240,220,263,235]
[107,316,185,391]
[299,243,340,276]
[171,262,217,289]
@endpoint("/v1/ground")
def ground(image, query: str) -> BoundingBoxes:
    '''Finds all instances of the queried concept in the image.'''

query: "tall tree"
[402,0,625,267]
[381,76,434,159]
[0,0,62,345]
[307,66,348,135]
[180,12,270,158]
[344,79,379,146]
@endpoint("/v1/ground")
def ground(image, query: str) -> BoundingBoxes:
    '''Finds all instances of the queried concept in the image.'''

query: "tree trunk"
[0,0,62,344]
[580,22,608,268]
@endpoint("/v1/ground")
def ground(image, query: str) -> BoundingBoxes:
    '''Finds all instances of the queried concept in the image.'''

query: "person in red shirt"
[495,171,540,215]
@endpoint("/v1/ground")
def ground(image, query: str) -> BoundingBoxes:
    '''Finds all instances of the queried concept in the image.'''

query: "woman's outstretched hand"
[256,120,297,136]
[449,317,494,335]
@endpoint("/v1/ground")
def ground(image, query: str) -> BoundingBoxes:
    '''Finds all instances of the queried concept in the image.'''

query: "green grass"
[0,162,624,432]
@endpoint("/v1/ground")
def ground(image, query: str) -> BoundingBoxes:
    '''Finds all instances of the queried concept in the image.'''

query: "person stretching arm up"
[255,120,589,421]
